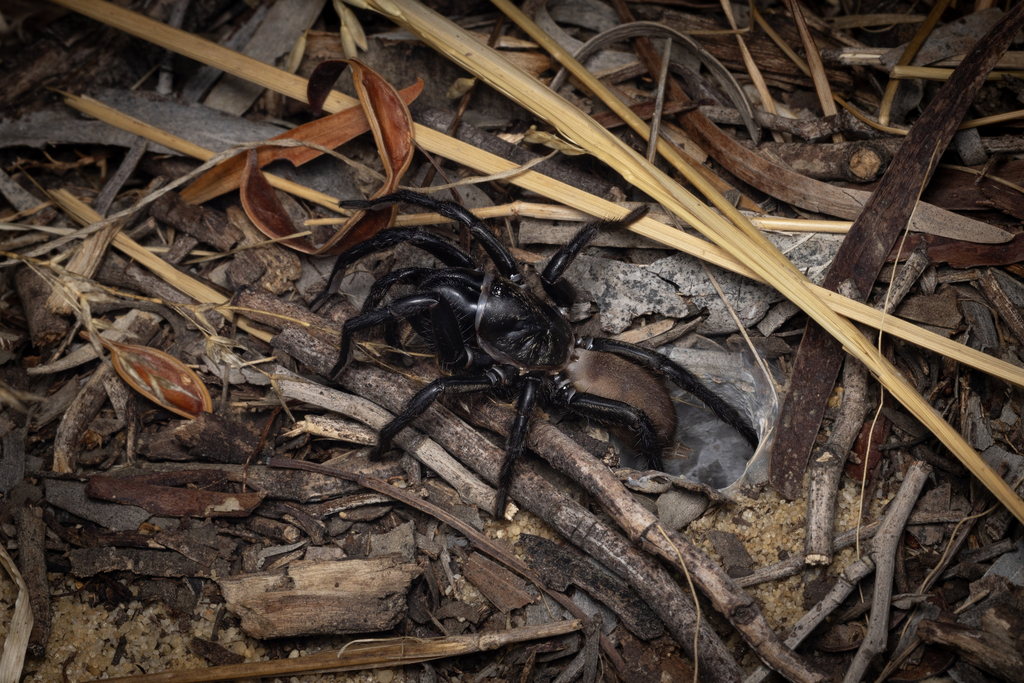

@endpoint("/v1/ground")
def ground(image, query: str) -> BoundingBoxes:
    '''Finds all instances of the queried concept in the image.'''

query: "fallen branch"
[843,461,931,683]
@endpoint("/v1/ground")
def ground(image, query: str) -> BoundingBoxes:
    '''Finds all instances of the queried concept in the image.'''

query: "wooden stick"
[877,0,951,126]
[843,462,931,683]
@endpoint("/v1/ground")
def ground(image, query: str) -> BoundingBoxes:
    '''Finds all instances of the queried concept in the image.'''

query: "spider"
[321,190,758,513]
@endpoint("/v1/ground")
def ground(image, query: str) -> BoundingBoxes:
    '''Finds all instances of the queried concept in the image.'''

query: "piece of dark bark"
[302,492,394,520]
[188,637,245,667]
[152,528,220,567]
[707,530,754,579]
[69,545,230,579]
[979,269,1024,346]
[138,423,192,461]
[216,557,421,639]
[520,534,663,641]
[260,501,328,545]
[462,551,534,614]
[135,578,200,617]
[149,191,242,252]
[172,412,268,465]
[14,267,68,349]
[162,234,200,265]
[769,2,1024,500]
[45,478,151,532]
[981,181,1024,220]
[15,505,49,657]
[86,469,265,517]
[245,515,301,543]
[917,618,1024,681]
[0,413,27,496]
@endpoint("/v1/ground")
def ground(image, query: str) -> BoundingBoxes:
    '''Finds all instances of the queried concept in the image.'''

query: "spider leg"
[333,287,479,377]
[362,267,433,311]
[339,190,523,282]
[558,391,664,471]
[360,268,433,355]
[312,227,475,311]
[374,366,512,461]
[540,206,650,306]
[582,338,759,448]
[496,373,543,514]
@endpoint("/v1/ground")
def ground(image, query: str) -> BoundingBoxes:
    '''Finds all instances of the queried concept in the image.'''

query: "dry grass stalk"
[892,65,1024,81]
[781,0,842,142]
[47,190,274,343]
[0,544,32,683]
[64,94,346,213]
[49,0,1024,523]
[877,0,951,126]
[717,0,780,140]
[98,620,581,683]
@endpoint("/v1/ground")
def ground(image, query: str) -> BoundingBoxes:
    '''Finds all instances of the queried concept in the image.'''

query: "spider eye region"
[476,276,573,370]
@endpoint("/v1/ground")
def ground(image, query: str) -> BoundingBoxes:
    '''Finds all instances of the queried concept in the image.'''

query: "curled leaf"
[182,80,422,205]
[311,59,416,255]
[239,149,320,253]
[93,335,212,419]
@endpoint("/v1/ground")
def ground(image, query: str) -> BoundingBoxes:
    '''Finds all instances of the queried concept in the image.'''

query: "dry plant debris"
[2,1,1024,682]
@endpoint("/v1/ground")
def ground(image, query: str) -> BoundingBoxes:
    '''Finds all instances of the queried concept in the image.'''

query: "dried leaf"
[93,334,213,419]
[311,58,417,255]
[182,80,422,204]
[237,60,415,254]
[239,149,321,253]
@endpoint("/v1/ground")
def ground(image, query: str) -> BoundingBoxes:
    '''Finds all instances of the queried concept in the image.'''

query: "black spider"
[320,190,758,513]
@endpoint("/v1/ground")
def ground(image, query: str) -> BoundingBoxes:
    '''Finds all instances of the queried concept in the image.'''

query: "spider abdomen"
[565,348,677,446]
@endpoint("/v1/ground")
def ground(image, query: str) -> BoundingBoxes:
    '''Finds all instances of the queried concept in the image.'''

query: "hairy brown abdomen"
[566,348,677,445]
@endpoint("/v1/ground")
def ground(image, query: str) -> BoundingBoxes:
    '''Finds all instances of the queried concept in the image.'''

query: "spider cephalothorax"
[320,190,757,513]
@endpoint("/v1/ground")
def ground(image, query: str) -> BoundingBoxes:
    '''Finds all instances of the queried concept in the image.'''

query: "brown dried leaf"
[93,334,213,419]
[239,149,320,253]
[311,59,417,255]
[239,60,416,254]
[181,80,422,205]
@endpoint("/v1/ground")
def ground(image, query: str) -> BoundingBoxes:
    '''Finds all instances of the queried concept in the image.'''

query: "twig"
[744,556,874,683]
[843,461,931,683]
[804,343,871,565]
